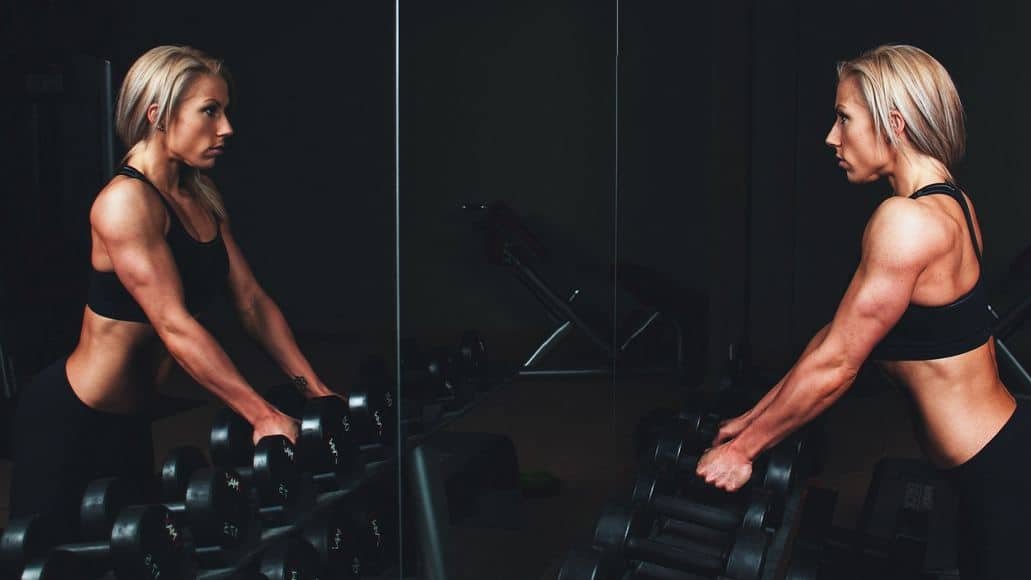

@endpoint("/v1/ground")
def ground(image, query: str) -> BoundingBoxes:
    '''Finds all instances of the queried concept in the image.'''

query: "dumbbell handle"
[623,536,724,576]
[658,518,732,547]
[651,494,741,532]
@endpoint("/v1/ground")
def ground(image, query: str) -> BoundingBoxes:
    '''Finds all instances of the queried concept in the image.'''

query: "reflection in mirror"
[398,1,623,578]
[0,2,398,578]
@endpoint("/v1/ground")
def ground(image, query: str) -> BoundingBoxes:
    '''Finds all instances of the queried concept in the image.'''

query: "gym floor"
[0,331,923,580]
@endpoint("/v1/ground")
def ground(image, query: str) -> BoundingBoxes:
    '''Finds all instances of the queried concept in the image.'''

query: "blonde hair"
[837,45,965,177]
[115,45,231,219]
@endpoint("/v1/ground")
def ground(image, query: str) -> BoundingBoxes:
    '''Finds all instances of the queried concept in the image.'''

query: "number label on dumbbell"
[283,442,296,462]
[143,553,161,579]
[164,513,182,545]
[341,415,352,433]
[278,482,290,501]
[328,437,340,465]
[373,410,384,437]
[223,521,240,540]
[225,472,241,491]
[370,517,383,548]
[352,556,362,575]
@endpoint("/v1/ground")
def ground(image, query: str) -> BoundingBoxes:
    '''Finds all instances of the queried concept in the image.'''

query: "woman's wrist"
[292,374,335,398]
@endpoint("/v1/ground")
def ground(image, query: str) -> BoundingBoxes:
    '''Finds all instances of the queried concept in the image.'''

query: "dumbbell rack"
[210,455,402,578]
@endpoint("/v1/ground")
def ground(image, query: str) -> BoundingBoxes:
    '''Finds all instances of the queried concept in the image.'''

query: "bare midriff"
[879,339,1016,468]
[64,306,175,414]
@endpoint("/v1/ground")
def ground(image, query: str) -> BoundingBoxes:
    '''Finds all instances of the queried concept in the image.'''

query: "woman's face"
[825,75,891,183]
[165,74,233,169]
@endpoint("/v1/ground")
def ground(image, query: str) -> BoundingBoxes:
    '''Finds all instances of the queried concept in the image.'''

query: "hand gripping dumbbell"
[262,385,366,491]
[81,473,251,569]
[647,434,804,497]
[631,472,779,542]
[593,502,770,580]
[559,545,730,580]
[208,413,301,521]
[6,505,189,580]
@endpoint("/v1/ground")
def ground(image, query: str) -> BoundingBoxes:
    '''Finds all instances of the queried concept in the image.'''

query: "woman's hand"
[696,443,753,492]
[251,409,300,445]
[712,413,752,447]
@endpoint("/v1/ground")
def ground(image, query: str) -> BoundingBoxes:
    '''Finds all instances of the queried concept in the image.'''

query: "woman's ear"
[888,109,906,138]
[146,103,164,131]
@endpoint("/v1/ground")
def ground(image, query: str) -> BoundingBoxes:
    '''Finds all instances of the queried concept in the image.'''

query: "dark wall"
[399,0,618,357]
[0,1,395,377]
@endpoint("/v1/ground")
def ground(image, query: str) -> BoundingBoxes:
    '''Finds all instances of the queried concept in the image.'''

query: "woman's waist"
[66,337,169,413]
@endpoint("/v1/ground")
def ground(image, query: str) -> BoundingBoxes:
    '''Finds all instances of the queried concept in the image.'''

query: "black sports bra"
[86,166,229,323]
[870,182,993,361]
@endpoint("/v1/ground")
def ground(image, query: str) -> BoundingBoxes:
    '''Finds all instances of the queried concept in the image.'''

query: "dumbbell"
[635,408,721,462]
[81,473,251,567]
[207,416,301,519]
[631,473,779,539]
[261,385,366,490]
[348,362,398,452]
[400,338,476,412]
[593,502,769,580]
[647,433,804,497]
[191,536,321,580]
[559,546,726,579]
[8,505,189,580]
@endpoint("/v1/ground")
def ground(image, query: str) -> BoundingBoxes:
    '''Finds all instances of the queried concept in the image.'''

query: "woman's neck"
[126,144,183,196]
[886,150,951,196]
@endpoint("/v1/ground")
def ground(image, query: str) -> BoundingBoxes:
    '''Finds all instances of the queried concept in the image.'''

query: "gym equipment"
[631,473,777,535]
[593,502,769,580]
[81,474,250,564]
[558,545,719,579]
[634,408,720,462]
[261,386,365,489]
[256,537,321,580]
[646,435,803,497]
[348,368,398,450]
[207,418,300,516]
[12,505,188,580]
[194,537,321,580]
[400,339,475,411]
[856,457,958,577]
[464,201,695,379]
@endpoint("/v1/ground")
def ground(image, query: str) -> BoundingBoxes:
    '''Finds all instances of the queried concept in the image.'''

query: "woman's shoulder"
[864,195,951,261]
[90,175,167,235]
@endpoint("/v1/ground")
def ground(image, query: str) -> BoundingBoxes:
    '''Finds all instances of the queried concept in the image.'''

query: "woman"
[696,45,1027,578]
[9,45,338,526]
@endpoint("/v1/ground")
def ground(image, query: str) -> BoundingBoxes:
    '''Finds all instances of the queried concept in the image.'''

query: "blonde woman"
[697,45,1025,577]
[9,45,337,527]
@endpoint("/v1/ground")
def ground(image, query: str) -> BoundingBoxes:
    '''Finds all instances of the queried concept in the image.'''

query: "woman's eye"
[203,106,217,117]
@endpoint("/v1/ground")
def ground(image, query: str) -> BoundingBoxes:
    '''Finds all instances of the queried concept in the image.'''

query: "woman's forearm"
[238,292,332,396]
[159,315,279,424]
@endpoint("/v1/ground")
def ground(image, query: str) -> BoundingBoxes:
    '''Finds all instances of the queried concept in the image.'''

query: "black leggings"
[8,357,153,531]
[946,401,1031,580]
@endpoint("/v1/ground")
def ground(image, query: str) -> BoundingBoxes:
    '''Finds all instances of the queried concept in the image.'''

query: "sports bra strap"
[909,182,982,264]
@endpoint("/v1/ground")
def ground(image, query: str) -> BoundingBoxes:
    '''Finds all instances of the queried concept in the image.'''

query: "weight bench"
[465,201,703,381]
